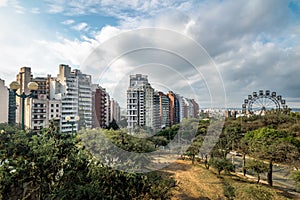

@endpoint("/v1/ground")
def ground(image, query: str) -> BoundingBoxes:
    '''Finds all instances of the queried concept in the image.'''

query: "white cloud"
[72,22,89,31]
[0,0,7,7]
[30,7,40,14]
[48,4,64,13]
[62,19,75,25]
[1,0,300,108]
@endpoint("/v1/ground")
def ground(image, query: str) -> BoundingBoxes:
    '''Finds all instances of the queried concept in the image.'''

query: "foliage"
[0,123,176,199]
[186,136,203,164]
[290,171,300,192]
[223,183,235,200]
[209,158,234,175]
[245,159,268,183]
[236,185,273,200]
[243,127,300,186]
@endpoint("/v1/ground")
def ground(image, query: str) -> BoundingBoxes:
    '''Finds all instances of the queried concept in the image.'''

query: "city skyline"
[0,1,300,108]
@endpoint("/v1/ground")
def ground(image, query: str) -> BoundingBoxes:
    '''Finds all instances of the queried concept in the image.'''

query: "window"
[51,109,53,112]
[56,104,59,107]
[56,109,59,112]
[51,104,54,107]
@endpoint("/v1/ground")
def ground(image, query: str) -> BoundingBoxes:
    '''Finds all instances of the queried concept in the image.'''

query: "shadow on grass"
[176,193,211,200]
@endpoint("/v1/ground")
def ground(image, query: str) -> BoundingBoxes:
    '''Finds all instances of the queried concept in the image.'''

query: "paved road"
[229,154,300,196]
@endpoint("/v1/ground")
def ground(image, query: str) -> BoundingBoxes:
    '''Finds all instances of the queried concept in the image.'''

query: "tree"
[244,127,300,186]
[186,136,203,164]
[290,171,300,192]
[0,123,176,199]
[107,118,120,130]
[245,159,268,184]
[209,158,234,176]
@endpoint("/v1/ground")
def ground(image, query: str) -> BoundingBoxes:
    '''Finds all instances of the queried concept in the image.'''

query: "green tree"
[245,159,268,184]
[244,127,300,186]
[209,158,234,176]
[0,123,176,199]
[290,171,300,192]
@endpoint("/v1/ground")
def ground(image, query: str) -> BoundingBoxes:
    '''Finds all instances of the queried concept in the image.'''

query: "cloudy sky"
[0,0,300,108]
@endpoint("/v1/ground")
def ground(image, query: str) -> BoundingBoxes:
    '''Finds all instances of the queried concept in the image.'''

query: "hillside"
[161,159,299,200]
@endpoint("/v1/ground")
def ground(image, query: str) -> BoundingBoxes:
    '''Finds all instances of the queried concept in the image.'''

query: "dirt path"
[163,160,225,200]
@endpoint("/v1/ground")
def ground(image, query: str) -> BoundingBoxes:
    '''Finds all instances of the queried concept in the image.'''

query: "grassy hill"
[161,159,299,200]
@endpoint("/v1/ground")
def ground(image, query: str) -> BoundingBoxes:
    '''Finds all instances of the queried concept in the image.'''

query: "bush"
[223,183,235,200]
[236,185,273,200]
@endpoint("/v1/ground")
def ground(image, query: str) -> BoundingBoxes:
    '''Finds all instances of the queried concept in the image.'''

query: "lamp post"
[9,81,39,131]
[65,115,80,133]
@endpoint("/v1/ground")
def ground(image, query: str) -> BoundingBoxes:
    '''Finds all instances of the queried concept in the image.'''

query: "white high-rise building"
[73,69,93,129]
[127,74,149,130]
[0,79,8,123]
[52,64,92,133]
[145,83,154,130]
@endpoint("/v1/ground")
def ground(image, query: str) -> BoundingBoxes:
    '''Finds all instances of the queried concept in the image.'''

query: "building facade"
[110,98,120,123]
[0,79,8,123]
[167,91,180,126]
[92,84,109,128]
[16,67,32,126]
[73,69,93,129]
[127,74,149,130]
[159,91,170,129]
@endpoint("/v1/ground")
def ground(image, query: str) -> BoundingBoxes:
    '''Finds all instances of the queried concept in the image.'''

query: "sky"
[0,0,300,109]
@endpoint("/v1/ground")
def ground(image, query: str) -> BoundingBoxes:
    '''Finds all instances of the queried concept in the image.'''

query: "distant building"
[176,94,184,122]
[145,83,154,130]
[167,91,180,125]
[190,99,199,118]
[92,84,109,128]
[110,98,120,123]
[225,110,237,118]
[153,91,161,130]
[53,64,92,133]
[0,79,9,123]
[127,74,149,130]
[159,91,170,128]
[126,74,200,131]
[16,67,32,126]
[73,69,93,129]
[8,90,16,124]
[30,76,52,132]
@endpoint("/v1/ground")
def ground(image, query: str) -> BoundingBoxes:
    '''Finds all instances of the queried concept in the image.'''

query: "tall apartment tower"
[176,94,184,123]
[73,69,93,129]
[8,90,16,124]
[53,64,92,132]
[153,91,161,130]
[127,74,149,130]
[190,99,199,118]
[145,83,154,130]
[16,67,32,126]
[159,91,170,128]
[110,98,121,123]
[167,91,180,126]
[92,84,106,128]
[29,76,52,131]
[0,79,9,123]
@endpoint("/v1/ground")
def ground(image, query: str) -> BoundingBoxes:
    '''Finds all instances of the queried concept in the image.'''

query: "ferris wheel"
[242,90,288,115]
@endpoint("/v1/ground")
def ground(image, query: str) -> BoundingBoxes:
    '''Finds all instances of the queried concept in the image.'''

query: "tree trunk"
[204,155,209,169]
[242,153,246,176]
[267,159,273,186]
[257,173,260,184]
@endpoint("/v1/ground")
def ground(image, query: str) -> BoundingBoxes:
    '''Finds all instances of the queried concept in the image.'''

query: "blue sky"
[0,0,300,108]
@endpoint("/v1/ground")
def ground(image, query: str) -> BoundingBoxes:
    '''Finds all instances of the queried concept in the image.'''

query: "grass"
[161,159,299,200]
